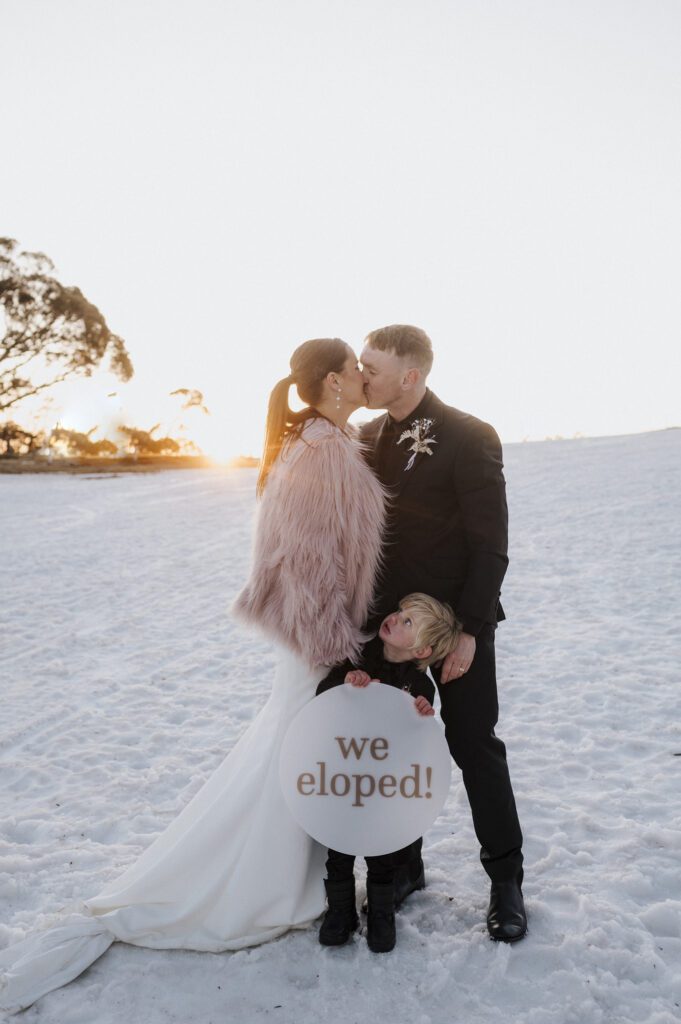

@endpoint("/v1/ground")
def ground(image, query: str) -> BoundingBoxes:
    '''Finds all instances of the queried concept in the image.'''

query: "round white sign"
[279,682,452,856]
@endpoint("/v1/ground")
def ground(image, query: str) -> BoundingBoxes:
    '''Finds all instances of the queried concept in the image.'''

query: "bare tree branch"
[0,370,72,413]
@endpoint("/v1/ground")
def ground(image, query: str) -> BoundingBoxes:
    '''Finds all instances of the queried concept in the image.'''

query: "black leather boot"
[319,878,359,946]
[361,859,426,914]
[366,881,396,953]
[393,859,426,909]
[486,880,527,942]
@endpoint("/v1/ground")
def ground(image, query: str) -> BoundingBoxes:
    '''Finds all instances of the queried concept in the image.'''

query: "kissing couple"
[0,325,526,1014]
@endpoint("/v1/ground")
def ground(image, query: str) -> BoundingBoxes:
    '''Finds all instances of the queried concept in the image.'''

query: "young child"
[315,592,462,953]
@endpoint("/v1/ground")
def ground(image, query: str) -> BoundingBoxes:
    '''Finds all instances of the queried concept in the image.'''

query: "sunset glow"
[2,1,680,457]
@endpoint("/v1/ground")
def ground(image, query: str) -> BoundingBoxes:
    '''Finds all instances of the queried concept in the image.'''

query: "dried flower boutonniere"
[397,417,437,471]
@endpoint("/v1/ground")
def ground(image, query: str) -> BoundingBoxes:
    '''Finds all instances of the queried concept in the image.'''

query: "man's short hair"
[399,592,461,671]
[364,324,434,376]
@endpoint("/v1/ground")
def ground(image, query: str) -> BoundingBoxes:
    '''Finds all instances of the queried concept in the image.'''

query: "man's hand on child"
[345,670,373,687]
[414,696,435,716]
[440,632,476,683]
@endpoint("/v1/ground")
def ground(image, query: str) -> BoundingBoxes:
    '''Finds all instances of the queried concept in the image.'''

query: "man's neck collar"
[387,388,431,426]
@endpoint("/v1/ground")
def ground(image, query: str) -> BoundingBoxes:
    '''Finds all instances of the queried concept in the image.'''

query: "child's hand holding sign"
[344,669,374,688]
[345,670,434,716]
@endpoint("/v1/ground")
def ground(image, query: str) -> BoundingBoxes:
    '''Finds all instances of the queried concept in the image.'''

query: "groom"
[359,324,526,942]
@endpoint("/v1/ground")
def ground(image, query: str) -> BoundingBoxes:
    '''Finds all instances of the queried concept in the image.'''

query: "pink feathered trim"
[233,418,386,667]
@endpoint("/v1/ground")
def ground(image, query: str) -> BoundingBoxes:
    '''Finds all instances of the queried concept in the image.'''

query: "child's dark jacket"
[315,635,435,703]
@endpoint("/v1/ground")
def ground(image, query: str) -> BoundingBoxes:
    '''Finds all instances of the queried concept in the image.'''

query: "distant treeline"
[0,421,199,458]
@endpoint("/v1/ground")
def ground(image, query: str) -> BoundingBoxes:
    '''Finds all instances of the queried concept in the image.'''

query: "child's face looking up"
[378,608,424,654]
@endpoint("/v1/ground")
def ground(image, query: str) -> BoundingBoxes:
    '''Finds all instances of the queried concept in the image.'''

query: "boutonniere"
[397,417,437,471]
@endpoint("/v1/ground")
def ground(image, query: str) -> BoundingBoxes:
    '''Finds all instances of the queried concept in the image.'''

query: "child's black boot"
[366,880,396,953]
[319,878,359,946]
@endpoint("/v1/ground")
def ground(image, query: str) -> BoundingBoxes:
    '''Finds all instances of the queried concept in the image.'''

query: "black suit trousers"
[407,624,523,884]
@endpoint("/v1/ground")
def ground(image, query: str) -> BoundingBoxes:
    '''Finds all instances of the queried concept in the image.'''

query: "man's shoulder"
[431,392,488,430]
[356,395,501,450]
[431,393,500,447]
[356,397,485,438]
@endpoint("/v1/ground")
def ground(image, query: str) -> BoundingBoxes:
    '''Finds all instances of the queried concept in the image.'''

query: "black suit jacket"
[360,389,508,636]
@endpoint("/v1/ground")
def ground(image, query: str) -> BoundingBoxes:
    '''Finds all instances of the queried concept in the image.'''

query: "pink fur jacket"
[233,416,386,667]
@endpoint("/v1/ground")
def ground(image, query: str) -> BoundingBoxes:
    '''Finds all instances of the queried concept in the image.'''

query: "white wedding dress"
[0,648,327,1014]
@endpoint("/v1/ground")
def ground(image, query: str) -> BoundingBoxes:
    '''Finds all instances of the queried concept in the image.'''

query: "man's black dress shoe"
[486,880,527,942]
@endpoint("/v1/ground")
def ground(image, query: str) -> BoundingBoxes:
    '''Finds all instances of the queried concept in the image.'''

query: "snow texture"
[1,429,680,1024]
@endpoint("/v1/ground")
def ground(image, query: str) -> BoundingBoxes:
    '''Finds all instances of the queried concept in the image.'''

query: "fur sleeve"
[233,423,386,667]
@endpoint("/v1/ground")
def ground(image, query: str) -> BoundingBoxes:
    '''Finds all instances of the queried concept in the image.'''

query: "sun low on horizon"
[2,0,681,460]
[10,370,255,465]
[12,358,357,465]
[11,336,680,465]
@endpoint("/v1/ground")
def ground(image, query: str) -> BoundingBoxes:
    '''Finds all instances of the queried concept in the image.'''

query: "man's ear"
[402,367,421,390]
[413,643,432,661]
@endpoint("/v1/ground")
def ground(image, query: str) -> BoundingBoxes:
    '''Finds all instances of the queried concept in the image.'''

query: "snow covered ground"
[1,429,680,1024]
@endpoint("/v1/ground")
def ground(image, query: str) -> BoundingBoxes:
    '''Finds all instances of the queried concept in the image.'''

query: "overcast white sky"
[2,0,680,458]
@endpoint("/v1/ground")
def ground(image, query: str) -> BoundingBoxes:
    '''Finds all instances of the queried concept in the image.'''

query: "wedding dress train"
[0,648,326,1013]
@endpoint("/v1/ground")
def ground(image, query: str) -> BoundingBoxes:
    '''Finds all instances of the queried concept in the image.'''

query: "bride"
[0,338,386,1013]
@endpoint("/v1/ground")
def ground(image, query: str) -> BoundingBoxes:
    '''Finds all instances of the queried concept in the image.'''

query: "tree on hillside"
[118,424,181,455]
[0,238,133,413]
[0,421,44,457]
[49,426,118,457]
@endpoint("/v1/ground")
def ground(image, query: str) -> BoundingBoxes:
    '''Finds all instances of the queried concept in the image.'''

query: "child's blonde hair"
[399,593,462,671]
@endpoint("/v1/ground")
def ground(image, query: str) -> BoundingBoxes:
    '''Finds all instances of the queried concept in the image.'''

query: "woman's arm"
[273,431,385,665]
[234,426,385,667]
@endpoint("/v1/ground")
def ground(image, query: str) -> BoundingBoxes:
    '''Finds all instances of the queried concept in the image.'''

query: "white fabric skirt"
[0,648,327,1013]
